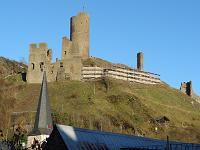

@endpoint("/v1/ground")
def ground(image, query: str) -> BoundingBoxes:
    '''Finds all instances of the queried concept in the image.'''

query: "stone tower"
[137,52,144,71]
[27,12,90,83]
[180,81,193,97]
[70,12,89,59]
[27,43,52,83]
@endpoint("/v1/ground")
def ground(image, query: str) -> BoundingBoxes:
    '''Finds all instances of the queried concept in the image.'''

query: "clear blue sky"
[0,0,199,95]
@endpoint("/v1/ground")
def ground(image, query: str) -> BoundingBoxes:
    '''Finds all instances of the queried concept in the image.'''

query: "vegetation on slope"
[0,57,27,79]
[82,57,131,69]
[4,78,199,143]
[0,57,200,143]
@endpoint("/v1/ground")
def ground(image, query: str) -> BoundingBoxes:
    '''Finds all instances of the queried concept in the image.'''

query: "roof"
[30,72,53,135]
[55,124,200,150]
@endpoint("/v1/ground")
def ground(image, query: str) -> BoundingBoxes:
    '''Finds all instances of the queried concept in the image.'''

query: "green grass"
[1,78,200,143]
[1,56,199,143]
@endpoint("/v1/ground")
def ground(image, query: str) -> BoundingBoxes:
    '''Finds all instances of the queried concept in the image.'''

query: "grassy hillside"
[4,78,199,143]
[0,57,27,78]
[0,57,200,143]
[82,57,132,69]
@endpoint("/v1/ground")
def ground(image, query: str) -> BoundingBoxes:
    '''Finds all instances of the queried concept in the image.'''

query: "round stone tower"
[70,12,89,59]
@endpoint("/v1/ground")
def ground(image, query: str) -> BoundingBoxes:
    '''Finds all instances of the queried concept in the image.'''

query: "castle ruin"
[180,81,193,97]
[27,12,161,85]
[27,12,89,83]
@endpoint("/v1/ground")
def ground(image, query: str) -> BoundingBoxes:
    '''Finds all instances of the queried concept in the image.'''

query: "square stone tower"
[27,43,52,83]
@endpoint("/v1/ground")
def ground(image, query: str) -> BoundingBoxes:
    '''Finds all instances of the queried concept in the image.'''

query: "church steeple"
[31,72,53,135]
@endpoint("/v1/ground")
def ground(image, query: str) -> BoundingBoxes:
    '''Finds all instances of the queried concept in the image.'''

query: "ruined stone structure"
[27,12,89,83]
[180,81,193,97]
[27,12,161,85]
[137,52,144,71]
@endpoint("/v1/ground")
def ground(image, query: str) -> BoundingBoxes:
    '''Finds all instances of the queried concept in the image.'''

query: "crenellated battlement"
[29,43,49,53]
[30,43,37,49]
[39,43,48,49]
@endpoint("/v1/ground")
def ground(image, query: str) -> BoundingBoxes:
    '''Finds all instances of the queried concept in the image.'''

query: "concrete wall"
[82,67,104,79]
[82,66,161,85]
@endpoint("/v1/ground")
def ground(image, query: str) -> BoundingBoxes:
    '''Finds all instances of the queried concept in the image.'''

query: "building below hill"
[45,124,200,150]
[25,72,200,150]
[27,12,161,85]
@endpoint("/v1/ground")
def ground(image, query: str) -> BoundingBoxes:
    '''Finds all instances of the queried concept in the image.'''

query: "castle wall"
[27,43,52,83]
[63,57,82,80]
[70,12,89,59]
[61,37,73,60]
[46,61,59,82]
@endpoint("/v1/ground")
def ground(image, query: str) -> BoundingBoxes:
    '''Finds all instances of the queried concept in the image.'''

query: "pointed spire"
[31,72,53,135]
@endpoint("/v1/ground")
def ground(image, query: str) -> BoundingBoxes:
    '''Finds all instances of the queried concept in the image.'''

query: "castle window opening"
[40,62,44,72]
[64,51,67,55]
[47,50,50,56]
[60,62,63,68]
[32,63,35,70]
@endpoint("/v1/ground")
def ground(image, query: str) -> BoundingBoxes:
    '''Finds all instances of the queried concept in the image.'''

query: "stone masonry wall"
[27,43,52,83]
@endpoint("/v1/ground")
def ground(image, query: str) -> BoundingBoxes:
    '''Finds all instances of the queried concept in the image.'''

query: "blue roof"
[56,124,200,150]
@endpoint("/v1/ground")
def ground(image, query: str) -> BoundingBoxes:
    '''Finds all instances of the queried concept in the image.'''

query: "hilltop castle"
[27,12,161,85]
[27,12,89,83]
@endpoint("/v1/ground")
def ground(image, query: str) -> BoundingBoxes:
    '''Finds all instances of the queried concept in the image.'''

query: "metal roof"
[30,72,53,135]
[56,124,165,150]
[55,124,200,150]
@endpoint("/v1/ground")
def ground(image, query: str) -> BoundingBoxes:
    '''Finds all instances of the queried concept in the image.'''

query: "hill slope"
[0,57,27,78]
[14,79,200,142]
[0,57,200,143]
